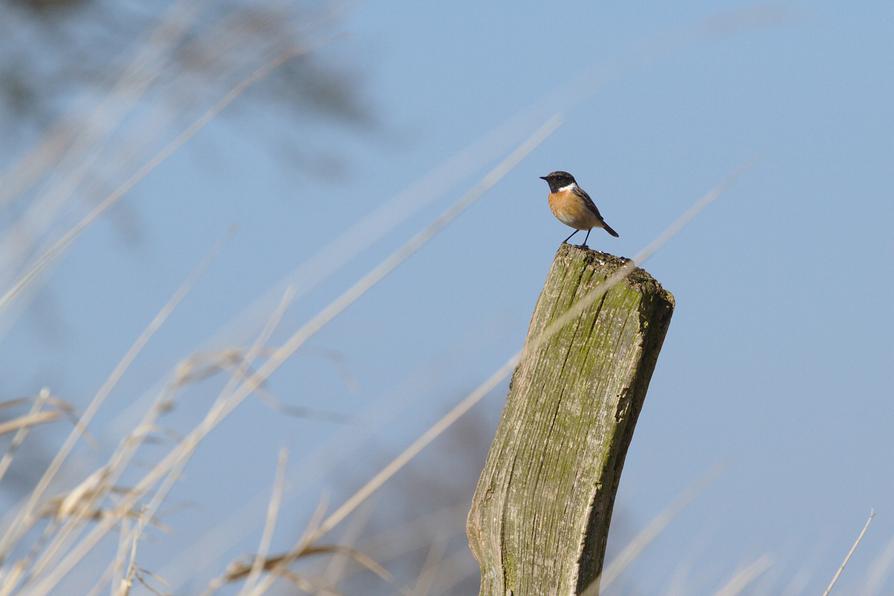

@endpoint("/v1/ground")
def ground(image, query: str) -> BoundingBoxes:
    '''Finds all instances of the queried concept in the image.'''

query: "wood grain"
[467,244,674,595]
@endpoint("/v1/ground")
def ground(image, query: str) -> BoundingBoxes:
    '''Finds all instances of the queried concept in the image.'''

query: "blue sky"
[2,0,893,593]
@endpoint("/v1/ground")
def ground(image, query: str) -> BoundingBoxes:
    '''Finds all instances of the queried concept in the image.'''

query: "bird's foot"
[578,243,589,249]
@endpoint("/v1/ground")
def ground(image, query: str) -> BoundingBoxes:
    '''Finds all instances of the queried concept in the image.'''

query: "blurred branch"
[0,0,372,142]
[0,0,373,334]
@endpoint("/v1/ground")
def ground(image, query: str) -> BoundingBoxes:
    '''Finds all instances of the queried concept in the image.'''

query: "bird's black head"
[539,171,576,193]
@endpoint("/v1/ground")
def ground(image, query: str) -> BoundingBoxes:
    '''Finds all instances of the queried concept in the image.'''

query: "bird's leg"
[580,228,591,248]
[562,230,579,244]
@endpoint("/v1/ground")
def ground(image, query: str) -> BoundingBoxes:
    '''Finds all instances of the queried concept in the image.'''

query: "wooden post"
[467,244,675,595]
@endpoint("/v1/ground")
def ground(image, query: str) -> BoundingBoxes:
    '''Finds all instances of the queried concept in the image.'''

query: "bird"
[540,171,619,247]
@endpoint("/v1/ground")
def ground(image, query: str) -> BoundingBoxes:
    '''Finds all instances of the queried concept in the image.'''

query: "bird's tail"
[603,222,620,238]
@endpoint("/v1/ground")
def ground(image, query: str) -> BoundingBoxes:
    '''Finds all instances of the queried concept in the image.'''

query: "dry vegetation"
[0,2,886,595]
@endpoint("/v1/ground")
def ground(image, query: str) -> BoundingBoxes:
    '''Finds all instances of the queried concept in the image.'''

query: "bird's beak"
[539,176,548,180]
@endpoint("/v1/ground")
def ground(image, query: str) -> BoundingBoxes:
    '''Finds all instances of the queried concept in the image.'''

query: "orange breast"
[548,190,600,229]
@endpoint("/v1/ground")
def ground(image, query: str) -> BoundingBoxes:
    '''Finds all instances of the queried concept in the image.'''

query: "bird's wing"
[572,186,604,221]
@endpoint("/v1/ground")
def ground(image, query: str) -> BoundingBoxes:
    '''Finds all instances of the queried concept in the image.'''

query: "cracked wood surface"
[467,244,674,595]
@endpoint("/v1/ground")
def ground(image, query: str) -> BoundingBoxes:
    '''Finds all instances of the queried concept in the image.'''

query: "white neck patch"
[558,182,577,192]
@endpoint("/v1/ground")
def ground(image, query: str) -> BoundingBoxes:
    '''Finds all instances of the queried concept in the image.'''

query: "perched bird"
[540,171,619,247]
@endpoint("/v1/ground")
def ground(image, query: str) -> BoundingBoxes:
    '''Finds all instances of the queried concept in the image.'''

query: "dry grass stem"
[236,495,332,596]
[421,548,478,596]
[864,534,894,595]
[410,534,448,596]
[225,544,391,587]
[315,502,375,594]
[0,0,206,275]
[0,412,60,438]
[0,14,778,587]
[20,287,297,594]
[160,357,454,591]
[114,505,161,596]
[714,554,774,596]
[107,101,553,439]
[320,502,470,589]
[35,113,560,593]
[822,509,876,596]
[107,289,298,589]
[0,389,56,486]
[306,165,746,557]
[4,158,745,594]
[0,0,205,203]
[172,348,349,423]
[0,45,310,314]
[360,503,468,557]
[0,397,37,411]
[110,517,133,596]
[0,234,225,566]
[585,466,723,594]
[240,448,289,596]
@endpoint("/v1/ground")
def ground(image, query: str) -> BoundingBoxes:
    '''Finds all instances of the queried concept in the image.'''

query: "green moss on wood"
[467,244,674,595]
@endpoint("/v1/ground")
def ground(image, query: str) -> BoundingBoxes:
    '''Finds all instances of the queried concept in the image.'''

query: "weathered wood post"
[467,244,674,595]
